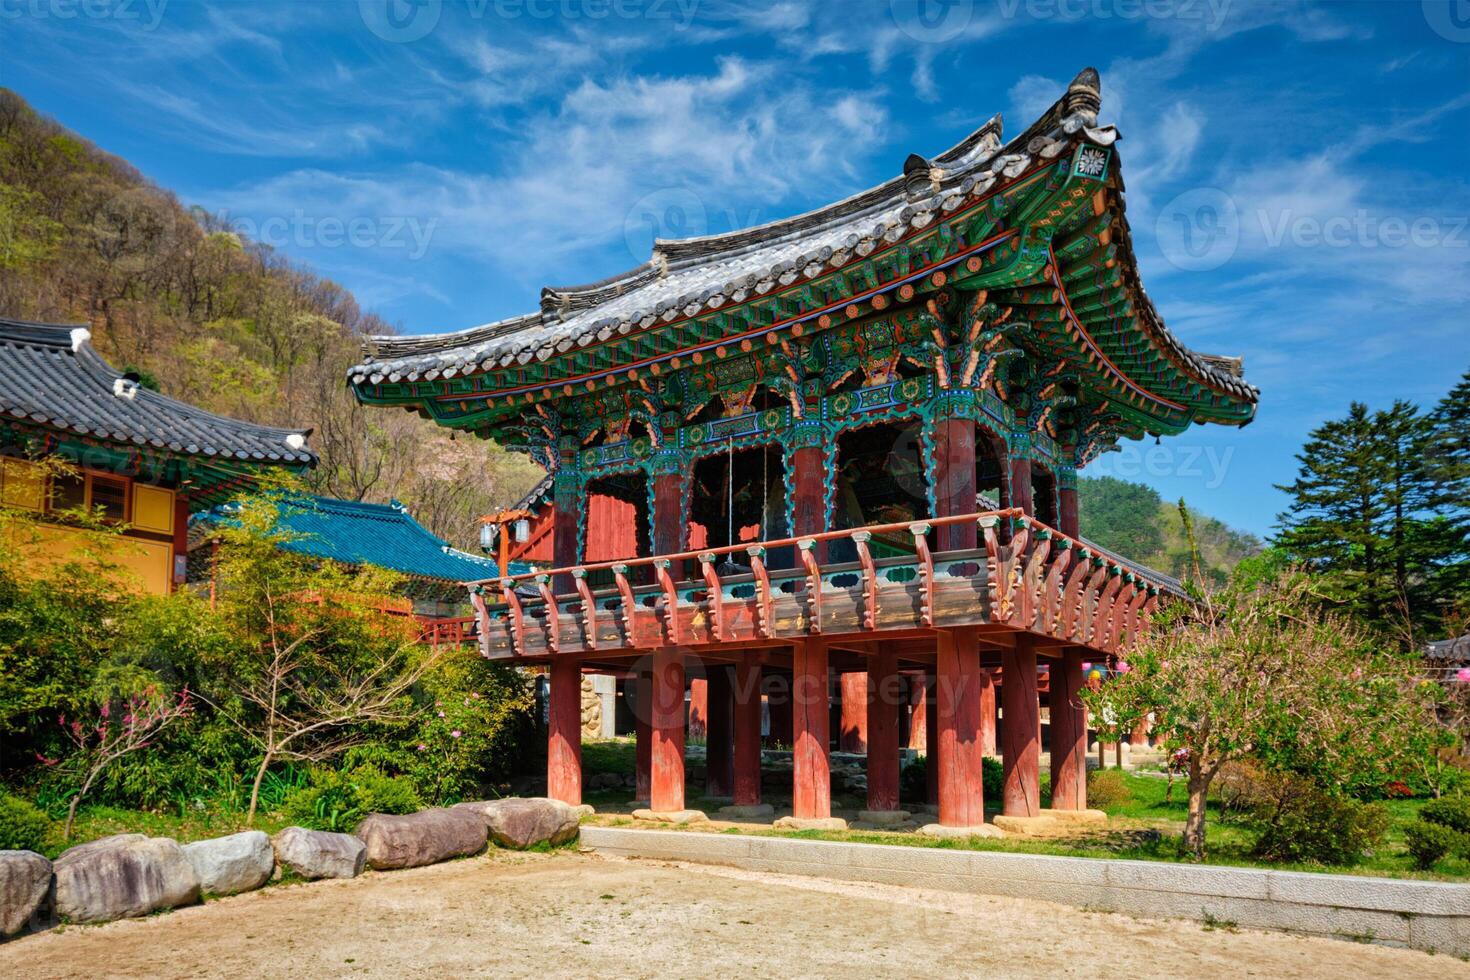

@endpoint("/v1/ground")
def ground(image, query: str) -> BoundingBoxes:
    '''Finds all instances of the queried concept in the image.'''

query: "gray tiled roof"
[0,318,316,466]
[1427,635,1470,662]
[348,68,1256,406]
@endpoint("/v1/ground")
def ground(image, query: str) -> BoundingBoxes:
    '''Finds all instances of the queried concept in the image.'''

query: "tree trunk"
[1182,763,1212,861]
[246,748,274,826]
[64,768,100,842]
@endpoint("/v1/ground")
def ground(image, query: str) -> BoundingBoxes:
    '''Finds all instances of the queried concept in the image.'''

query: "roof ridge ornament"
[69,327,91,352]
[1065,67,1101,121]
[902,153,940,201]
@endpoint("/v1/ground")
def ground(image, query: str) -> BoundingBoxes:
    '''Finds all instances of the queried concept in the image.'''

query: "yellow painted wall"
[16,524,174,596]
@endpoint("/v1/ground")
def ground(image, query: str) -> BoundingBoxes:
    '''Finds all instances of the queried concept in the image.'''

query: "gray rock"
[270,827,366,880]
[355,809,487,870]
[53,834,200,924]
[0,850,51,937]
[454,797,580,850]
[182,831,273,896]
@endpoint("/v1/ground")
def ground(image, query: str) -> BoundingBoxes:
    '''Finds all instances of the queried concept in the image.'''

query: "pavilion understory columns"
[705,667,734,799]
[839,672,867,753]
[732,661,762,807]
[1050,647,1087,810]
[1002,634,1042,817]
[935,627,985,826]
[650,647,686,813]
[865,648,901,814]
[634,668,652,802]
[791,638,831,820]
[547,656,582,806]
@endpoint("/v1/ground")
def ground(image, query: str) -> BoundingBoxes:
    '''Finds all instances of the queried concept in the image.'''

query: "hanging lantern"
[513,518,531,543]
[478,522,497,553]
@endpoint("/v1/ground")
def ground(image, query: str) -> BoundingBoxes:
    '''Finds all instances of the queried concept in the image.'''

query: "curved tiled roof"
[196,494,526,583]
[0,318,316,466]
[349,68,1256,411]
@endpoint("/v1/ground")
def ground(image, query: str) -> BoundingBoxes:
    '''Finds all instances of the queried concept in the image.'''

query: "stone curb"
[579,826,1470,956]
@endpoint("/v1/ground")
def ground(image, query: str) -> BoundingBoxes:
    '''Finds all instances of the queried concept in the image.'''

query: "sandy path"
[3,850,1462,979]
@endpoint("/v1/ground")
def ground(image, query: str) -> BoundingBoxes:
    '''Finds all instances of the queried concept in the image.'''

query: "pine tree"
[1274,399,1455,641]
[1424,369,1470,612]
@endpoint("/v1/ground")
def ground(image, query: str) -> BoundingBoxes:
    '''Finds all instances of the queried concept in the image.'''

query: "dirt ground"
[3,850,1463,979]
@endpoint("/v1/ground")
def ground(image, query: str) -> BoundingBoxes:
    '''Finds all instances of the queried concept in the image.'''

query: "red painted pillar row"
[936,627,984,827]
[706,667,734,799]
[839,671,867,753]
[547,657,582,806]
[650,648,686,813]
[1002,635,1041,817]
[732,661,762,806]
[866,650,901,813]
[1050,648,1088,810]
[791,639,831,820]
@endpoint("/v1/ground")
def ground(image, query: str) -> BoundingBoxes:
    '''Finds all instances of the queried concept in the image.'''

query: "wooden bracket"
[653,558,681,646]
[572,568,597,651]
[852,530,878,630]
[798,538,822,634]
[747,546,774,639]
[698,553,726,642]
[911,522,934,628]
[534,574,561,655]
[500,578,526,657]
[612,564,638,647]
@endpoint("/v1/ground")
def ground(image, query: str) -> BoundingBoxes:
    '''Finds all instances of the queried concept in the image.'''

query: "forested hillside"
[1079,476,1262,586]
[0,89,542,548]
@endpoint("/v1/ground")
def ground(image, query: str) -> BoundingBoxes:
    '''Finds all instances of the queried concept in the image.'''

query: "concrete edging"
[579,826,1470,955]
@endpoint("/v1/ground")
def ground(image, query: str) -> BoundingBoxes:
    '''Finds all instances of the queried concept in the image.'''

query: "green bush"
[0,793,52,850]
[1086,769,1132,809]
[1404,819,1469,871]
[982,756,1003,803]
[1420,796,1470,835]
[281,765,423,832]
[1249,782,1388,866]
[900,754,927,804]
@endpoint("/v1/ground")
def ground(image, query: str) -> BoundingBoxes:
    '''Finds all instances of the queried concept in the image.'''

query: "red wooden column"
[650,647,686,813]
[732,661,763,806]
[936,627,984,826]
[1008,456,1035,518]
[766,674,793,747]
[547,657,582,806]
[865,648,901,813]
[688,677,709,738]
[1002,634,1041,816]
[922,674,939,804]
[551,476,581,593]
[980,668,998,756]
[634,668,652,802]
[789,444,826,539]
[838,672,867,752]
[932,416,978,550]
[705,666,734,799]
[1058,482,1079,537]
[908,675,927,751]
[1050,648,1087,809]
[651,470,683,558]
[791,638,831,819]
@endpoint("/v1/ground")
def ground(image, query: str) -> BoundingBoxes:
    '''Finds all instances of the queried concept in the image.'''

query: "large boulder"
[182,831,273,896]
[454,797,580,850]
[53,834,200,924]
[271,827,366,880]
[0,850,51,937]
[355,809,487,870]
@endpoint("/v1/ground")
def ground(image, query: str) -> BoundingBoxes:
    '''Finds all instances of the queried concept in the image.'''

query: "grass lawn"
[33,805,291,859]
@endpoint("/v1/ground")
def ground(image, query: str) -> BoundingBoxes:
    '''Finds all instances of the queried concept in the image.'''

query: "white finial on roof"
[70,328,91,352]
[112,377,139,400]
[285,433,306,450]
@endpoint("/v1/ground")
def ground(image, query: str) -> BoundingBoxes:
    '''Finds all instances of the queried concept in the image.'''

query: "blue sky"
[7,0,1469,537]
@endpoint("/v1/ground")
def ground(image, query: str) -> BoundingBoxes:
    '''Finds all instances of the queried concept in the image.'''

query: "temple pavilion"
[0,318,316,594]
[347,69,1258,829]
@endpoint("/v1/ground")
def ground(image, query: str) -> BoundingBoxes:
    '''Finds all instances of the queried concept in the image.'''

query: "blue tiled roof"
[196,495,530,583]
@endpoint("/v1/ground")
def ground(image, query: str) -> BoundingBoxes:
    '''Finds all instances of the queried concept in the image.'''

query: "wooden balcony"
[463,510,1176,664]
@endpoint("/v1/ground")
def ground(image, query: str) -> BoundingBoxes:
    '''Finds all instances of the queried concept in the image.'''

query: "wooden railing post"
[851,530,878,631]
[798,538,822,634]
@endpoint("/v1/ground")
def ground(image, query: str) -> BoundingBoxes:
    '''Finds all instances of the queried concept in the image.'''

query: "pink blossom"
[450,730,462,739]
[1457,668,1470,684]
[437,710,445,718]
[417,743,429,751]
[99,703,109,719]
[1081,662,1092,671]
[1116,661,1131,674]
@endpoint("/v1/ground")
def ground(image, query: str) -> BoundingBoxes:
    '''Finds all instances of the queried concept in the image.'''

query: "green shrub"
[281,765,423,832]
[0,793,52,850]
[900,754,927,804]
[1086,769,1132,809]
[1420,796,1470,835]
[982,756,1003,803]
[1404,819,1469,871]
[1249,781,1388,866]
